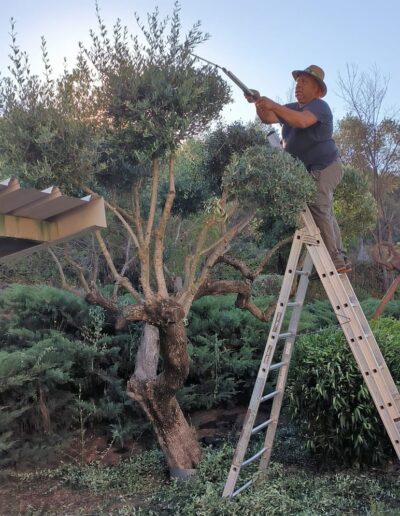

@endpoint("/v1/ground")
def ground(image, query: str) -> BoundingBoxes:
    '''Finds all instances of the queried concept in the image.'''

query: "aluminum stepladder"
[222,206,400,498]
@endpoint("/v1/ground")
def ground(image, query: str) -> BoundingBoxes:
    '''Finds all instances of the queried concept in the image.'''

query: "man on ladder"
[247,64,351,276]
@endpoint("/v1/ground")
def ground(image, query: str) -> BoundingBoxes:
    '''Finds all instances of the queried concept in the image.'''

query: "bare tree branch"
[63,243,90,293]
[81,185,134,224]
[95,230,142,302]
[113,238,137,301]
[48,247,83,296]
[253,236,293,277]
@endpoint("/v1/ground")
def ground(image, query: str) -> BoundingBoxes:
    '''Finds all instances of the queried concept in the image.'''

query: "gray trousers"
[308,160,345,268]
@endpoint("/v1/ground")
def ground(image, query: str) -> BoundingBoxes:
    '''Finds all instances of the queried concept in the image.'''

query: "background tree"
[336,65,400,278]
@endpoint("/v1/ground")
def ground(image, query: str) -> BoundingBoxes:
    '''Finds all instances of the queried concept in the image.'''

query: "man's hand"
[255,96,277,111]
[244,89,260,103]
[255,96,279,123]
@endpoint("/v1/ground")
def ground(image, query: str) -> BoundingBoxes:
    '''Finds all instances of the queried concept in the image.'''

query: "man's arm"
[256,97,318,128]
[255,104,280,123]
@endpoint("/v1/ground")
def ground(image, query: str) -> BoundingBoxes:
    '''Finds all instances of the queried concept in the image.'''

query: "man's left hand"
[255,96,277,111]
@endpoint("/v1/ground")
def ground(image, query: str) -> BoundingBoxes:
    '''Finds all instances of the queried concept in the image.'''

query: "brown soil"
[0,478,147,515]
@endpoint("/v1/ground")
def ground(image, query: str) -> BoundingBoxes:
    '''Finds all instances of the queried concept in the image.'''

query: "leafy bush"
[288,318,400,466]
[252,274,283,297]
[182,295,271,410]
[0,284,145,466]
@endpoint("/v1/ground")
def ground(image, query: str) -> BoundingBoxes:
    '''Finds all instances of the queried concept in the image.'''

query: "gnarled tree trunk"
[127,321,201,470]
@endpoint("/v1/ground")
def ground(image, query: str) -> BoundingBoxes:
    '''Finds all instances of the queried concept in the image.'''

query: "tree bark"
[127,320,201,470]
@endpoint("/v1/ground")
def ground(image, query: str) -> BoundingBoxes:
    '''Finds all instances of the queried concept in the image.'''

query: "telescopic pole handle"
[222,68,260,100]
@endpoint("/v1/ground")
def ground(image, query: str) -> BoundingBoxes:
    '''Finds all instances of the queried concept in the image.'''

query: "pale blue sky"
[0,0,399,125]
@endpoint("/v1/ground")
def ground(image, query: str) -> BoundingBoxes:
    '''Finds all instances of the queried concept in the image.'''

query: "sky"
[0,0,399,125]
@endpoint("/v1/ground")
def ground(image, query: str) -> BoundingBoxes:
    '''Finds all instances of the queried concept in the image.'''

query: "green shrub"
[0,284,146,466]
[288,318,400,466]
[252,274,283,297]
[182,295,271,410]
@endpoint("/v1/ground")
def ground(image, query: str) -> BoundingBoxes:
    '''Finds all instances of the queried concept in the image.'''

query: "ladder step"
[269,361,287,371]
[252,418,273,435]
[232,479,253,497]
[296,270,309,275]
[242,446,268,467]
[261,390,279,403]
[278,332,293,339]
[287,301,301,307]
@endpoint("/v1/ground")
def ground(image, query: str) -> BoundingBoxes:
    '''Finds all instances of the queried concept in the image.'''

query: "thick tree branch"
[145,158,160,246]
[194,279,276,322]
[179,211,255,313]
[132,181,152,298]
[132,181,145,245]
[85,289,120,314]
[236,295,276,322]
[90,234,100,284]
[216,254,255,280]
[195,279,251,299]
[154,153,175,297]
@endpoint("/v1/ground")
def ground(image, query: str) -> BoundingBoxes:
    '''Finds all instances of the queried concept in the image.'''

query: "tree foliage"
[336,65,400,245]
[223,145,316,225]
[334,166,377,246]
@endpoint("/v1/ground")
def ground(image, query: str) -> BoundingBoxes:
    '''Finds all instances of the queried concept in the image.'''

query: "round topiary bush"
[288,317,400,467]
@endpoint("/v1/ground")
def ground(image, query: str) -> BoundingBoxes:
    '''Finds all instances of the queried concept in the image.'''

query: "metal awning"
[0,177,107,263]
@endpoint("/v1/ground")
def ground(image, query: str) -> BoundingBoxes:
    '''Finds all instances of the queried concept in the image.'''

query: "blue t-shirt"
[281,99,339,171]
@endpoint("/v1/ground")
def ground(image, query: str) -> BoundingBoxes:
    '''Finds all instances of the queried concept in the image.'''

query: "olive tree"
[0,4,315,471]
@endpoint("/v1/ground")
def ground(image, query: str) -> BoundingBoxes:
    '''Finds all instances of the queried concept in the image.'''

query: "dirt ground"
[0,407,247,515]
[0,479,143,515]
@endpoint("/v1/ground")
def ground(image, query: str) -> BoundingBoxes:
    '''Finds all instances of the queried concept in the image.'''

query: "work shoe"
[335,264,352,274]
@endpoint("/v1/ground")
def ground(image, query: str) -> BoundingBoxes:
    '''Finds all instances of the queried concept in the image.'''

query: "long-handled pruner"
[189,52,260,100]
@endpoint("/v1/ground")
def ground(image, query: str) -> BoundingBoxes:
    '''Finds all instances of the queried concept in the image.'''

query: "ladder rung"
[296,270,309,275]
[252,418,273,435]
[242,446,268,467]
[232,479,253,497]
[269,361,287,371]
[261,390,279,403]
[278,332,293,339]
[287,301,301,307]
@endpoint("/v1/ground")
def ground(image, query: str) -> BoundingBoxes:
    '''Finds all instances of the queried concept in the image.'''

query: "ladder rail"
[222,230,305,497]
[259,251,314,472]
